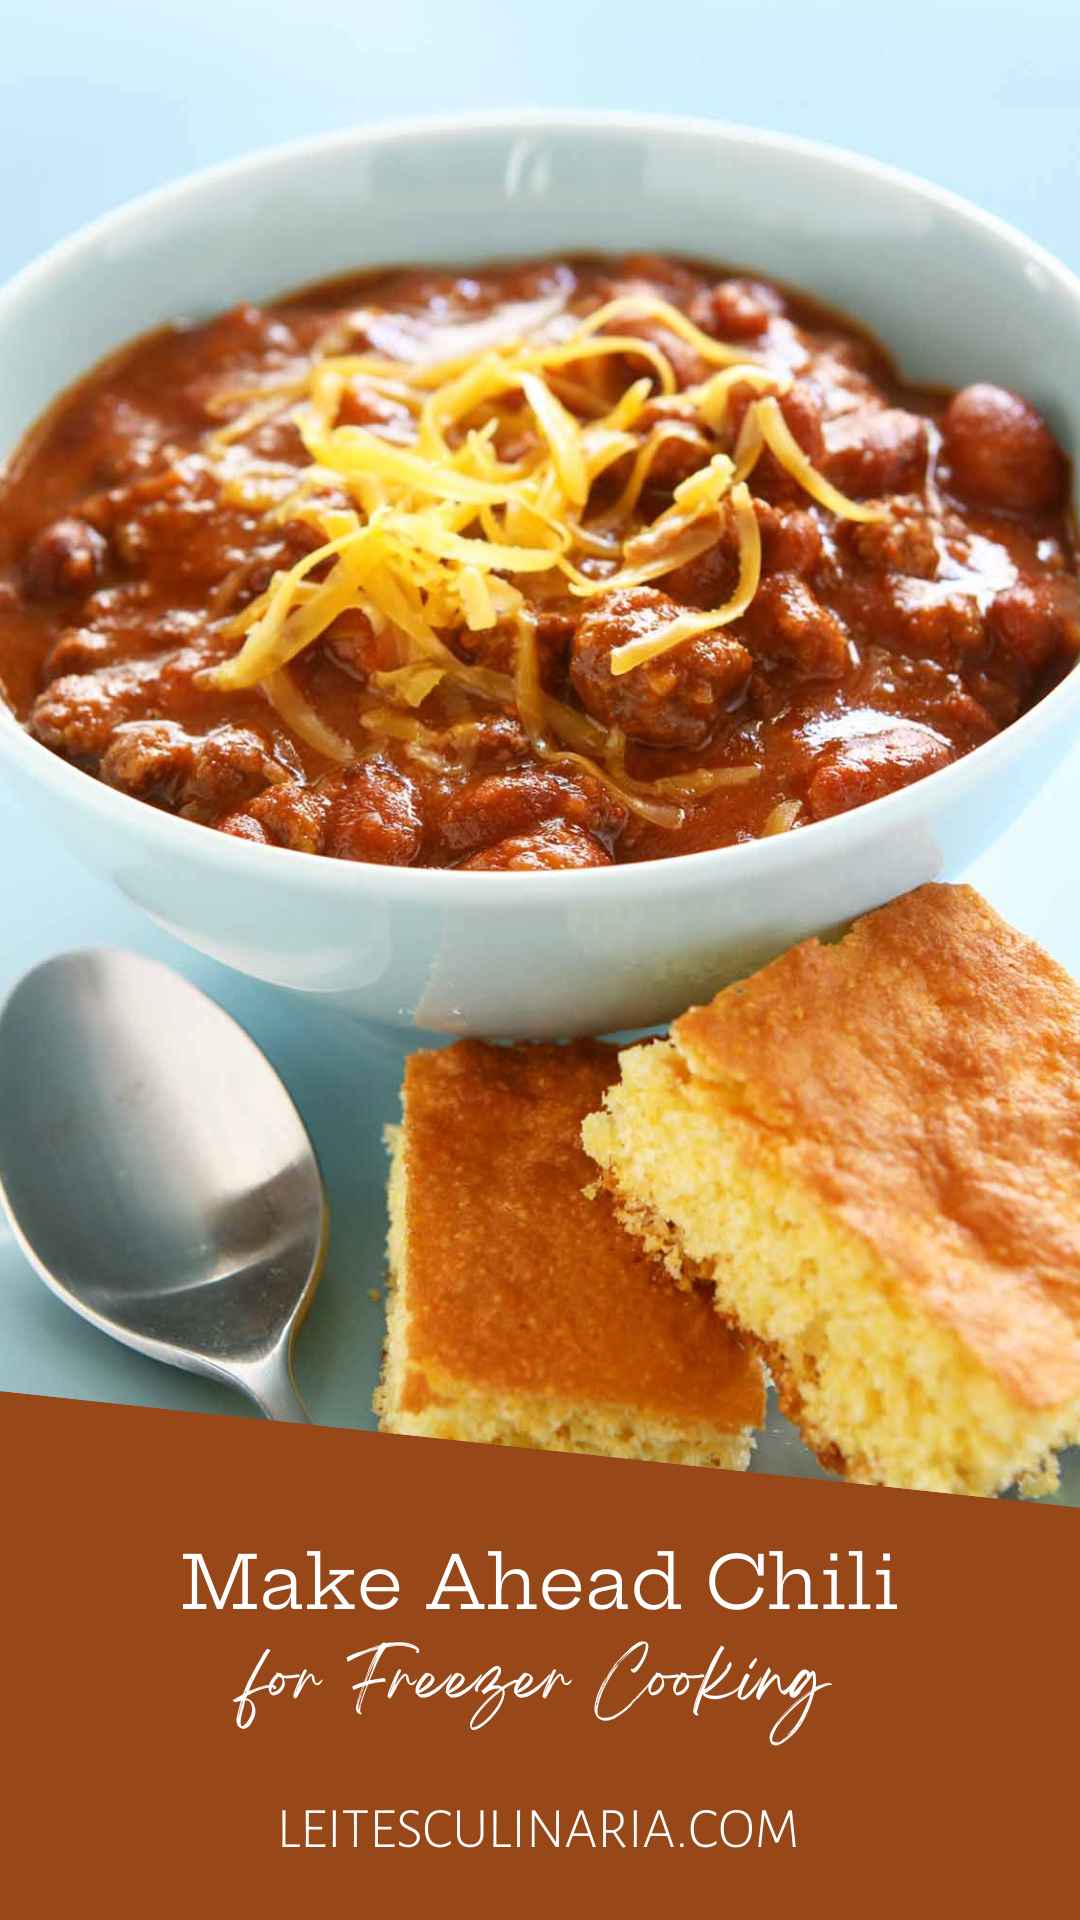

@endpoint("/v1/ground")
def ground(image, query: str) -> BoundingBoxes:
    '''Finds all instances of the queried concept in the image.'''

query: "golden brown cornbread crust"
[588,1159,853,1476]
[670,884,1080,1409]
[383,1039,764,1432]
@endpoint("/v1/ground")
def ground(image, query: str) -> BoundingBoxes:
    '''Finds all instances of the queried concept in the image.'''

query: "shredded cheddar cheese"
[206,291,887,810]
[262,666,355,764]
[750,396,885,523]
[608,484,762,674]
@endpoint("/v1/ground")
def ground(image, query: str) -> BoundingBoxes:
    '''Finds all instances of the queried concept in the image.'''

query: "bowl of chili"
[1,113,1078,1033]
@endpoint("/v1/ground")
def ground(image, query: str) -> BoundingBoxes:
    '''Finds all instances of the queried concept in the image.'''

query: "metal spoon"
[0,949,326,1421]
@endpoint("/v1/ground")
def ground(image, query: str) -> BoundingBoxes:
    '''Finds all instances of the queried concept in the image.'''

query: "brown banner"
[4,1390,1076,1912]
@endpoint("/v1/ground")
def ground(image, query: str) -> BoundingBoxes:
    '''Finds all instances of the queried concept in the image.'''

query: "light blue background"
[2,1,1078,1497]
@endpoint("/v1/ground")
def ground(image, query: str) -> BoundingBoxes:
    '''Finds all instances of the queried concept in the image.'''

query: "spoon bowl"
[0,950,326,1419]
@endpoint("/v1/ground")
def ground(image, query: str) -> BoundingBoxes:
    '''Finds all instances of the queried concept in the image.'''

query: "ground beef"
[100,718,295,817]
[571,586,751,747]
[824,406,928,499]
[729,381,827,504]
[872,578,989,668]
[460,821,612,869]
[183,725,296,818]
[234,778,330,854]
[41,627,120,682]
[30,658,166,759]
[842,499,942,578]
[322,757,424,865]
[99,720,196,804]
[440,764,627,858]
[754,500,824,577]
[745,575,851,678]
[28,639,218,763]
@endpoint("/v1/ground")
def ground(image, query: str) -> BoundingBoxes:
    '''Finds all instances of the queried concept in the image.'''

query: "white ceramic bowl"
[2,113,1079,1036]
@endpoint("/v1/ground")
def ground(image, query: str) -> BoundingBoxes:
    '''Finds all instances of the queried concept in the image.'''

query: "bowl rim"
[2,106,1079,904]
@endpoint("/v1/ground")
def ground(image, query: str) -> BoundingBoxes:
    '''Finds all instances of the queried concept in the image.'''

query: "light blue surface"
[2,2,1079,1501]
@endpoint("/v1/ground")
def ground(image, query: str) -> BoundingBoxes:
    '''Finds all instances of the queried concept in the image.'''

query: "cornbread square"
[375,1040,764,1466]
[582,884,1080,1498]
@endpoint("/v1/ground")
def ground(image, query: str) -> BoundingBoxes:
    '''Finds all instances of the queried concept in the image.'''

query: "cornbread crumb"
[375,1040,764,1466]
[582,885,1080,1497]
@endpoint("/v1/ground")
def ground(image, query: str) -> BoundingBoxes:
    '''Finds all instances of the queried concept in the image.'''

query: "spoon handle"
[241,1352,312,1423]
